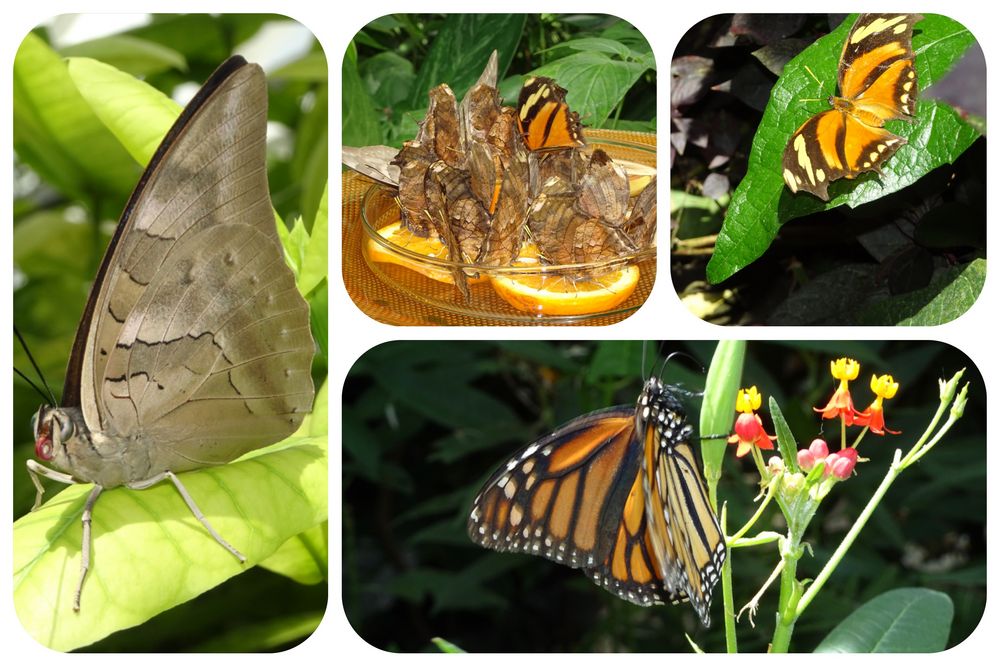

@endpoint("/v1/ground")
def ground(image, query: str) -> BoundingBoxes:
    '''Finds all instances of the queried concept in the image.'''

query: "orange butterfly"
[467,376,726,626]
[782,13,922,201]
[517,76,586,152]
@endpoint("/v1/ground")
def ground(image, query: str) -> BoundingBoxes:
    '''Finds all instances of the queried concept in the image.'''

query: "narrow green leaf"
[814,587,954,652]
[768,397,799,472]
[432,637,467,653]
[700,341,745,487]
[342,42,381,147]
[708,14,978,283]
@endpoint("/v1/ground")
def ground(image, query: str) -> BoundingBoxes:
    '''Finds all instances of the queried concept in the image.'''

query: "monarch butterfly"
[517,76,586,152]
[467,375,726,626]
[782,13,922,200]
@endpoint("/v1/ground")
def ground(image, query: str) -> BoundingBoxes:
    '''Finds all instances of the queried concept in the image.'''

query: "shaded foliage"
[343,13,657,150]
[342,341,985,652]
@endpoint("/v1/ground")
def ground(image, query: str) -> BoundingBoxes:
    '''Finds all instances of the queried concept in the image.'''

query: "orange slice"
[367,221,486,285]
[490,244,640,316]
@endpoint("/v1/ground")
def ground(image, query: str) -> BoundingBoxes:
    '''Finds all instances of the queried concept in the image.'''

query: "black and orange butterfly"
[467,375,726,626]
[782,13,923,201]
[517,76,586,152]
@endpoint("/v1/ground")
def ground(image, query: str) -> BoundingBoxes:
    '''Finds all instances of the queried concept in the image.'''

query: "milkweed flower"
[728,386,776,457]
[827,447,859,479]
[797,438,829,471]
[815,358,867,426]
[854,374,901,435]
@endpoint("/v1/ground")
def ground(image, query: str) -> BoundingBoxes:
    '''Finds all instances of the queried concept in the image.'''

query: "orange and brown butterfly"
[467,375,726,626]
[517,76,586,152]
[782,13,923,201]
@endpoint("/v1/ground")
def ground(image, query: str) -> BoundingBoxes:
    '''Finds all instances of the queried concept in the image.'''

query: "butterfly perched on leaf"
[782,13,923,201]
[517,76,586,152]
[467,375,726,626]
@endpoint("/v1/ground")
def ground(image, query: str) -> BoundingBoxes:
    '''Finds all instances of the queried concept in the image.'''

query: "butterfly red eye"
[35,421,54,461]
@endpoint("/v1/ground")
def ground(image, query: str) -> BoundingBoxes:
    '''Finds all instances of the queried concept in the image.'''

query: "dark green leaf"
[857,258,985,325]
[342,43,381,147]
[814,587,953,652]
[530,51,649,127]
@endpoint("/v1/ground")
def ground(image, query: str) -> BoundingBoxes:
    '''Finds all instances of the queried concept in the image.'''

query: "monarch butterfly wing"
[640,380,726,627]
[582,465,681,606]
[467,406,640,572]
[838,14,922,107]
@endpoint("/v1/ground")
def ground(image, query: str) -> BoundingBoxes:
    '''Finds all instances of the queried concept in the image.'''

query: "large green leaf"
[59,35,187,77]
[13,34,139,202]
[814,587,953,652]
[708,14,978,283]
[342,42,382,147]
[66,56,181,166]
[13,434,328,651]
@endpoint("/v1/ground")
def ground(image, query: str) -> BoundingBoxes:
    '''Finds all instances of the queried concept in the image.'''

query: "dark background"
[342,340,985,652]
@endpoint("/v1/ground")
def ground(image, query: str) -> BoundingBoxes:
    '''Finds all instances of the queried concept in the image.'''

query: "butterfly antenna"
[13,325,57,406]
[798,65,833,102]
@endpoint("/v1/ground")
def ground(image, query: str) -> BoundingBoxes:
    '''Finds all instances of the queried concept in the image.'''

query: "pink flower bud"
[831,453,856,480]
[839,447,859,463]
[809,438,829,459]
[797,449,815,470]
[824,454,839,477]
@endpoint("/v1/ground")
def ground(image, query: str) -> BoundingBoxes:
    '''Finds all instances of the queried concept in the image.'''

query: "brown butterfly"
[782,13,922,200]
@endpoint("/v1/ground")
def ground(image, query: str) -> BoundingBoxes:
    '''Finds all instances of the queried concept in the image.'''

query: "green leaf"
[530,51,649,127]
[408,14,526,108]
[342,42,382,147]
[13,435,327,651]
[258,522,328,585]
[708,14,978,283]
[768,397,799,472]
[13,34,139,201]
[299,183,329,297]
[59,35,187,77]
[432,637,467,653]
[700,341,745,492]
[272,51,329,83]
[857,258,985,325]
[66,56,182,166]
[193,611,324,651]
[814,587,953,652]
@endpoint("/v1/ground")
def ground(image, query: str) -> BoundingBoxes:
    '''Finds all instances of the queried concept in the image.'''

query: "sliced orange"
[367,221,486,285]
[490,244,640,316]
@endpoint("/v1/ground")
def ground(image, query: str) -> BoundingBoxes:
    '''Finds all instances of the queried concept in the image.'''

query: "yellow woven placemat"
[342,129,656,326]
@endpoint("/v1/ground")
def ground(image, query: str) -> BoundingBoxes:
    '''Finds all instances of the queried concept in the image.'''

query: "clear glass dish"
[358,136,656,323]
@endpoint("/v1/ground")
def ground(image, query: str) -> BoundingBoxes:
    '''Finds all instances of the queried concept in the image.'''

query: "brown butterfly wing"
[517,76,585,152]
[838,14,922,103]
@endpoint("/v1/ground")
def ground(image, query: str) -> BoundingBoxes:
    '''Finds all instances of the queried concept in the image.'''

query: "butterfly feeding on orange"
[517,76,586,152]
[782,13,923,201]
[467,374,726,626]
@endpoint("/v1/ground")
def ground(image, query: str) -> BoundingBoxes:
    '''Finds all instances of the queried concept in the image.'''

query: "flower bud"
[808,438,829,458]
[830,453,856,480]
[768,456,785,475]
[797,449,815,471]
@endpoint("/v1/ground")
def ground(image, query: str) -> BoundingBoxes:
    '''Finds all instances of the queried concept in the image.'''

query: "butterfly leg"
[75,484,104,612]
[127,471,248,563]
[25,459,77,511]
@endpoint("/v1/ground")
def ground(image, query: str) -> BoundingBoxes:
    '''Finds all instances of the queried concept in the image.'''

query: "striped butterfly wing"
[516,76,585,152]
[468,406,641,574]
[781,13,922,200]
[640,378,726,626]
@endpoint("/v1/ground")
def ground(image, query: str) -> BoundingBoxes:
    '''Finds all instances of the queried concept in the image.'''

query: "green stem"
[796,449,901,616]
[770,550,801,653]
[729,481,776,543]
[720,504,738,653]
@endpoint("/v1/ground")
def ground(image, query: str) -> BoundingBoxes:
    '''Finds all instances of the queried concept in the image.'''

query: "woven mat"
[342,129,657,326]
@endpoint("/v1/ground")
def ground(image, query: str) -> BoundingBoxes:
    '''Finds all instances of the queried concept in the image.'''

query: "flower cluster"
[727,358,900,482]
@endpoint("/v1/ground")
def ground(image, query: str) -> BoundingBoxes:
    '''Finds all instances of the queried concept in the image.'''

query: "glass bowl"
[358,135,656,324]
